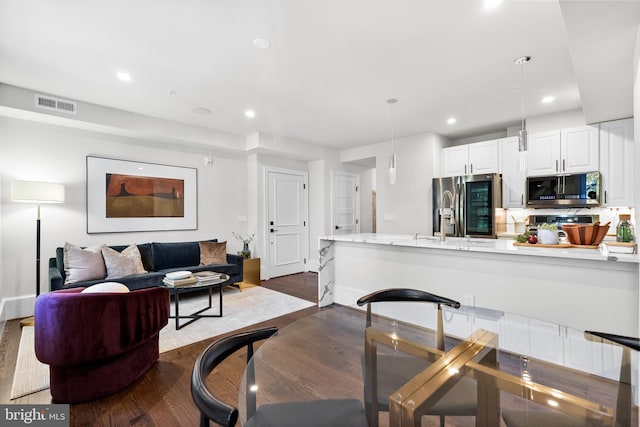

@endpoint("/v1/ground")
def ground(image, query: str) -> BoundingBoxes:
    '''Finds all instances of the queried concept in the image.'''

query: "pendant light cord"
[388,98,396,151]
[520,61,525,131]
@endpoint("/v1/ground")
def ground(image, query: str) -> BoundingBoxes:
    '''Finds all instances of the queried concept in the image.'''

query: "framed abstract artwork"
[87,156,197,233]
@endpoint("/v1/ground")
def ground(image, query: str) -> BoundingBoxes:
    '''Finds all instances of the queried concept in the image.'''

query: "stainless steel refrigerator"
[432,173,502,239]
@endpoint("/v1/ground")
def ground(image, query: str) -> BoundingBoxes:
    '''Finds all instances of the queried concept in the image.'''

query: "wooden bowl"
[591,224,609,245]
[561,224,609,246]
[582,225,595,245]
[561,224,582,244]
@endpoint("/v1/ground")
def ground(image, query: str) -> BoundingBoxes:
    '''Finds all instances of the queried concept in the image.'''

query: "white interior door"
[267,169,307,278]
[331,171,360,235]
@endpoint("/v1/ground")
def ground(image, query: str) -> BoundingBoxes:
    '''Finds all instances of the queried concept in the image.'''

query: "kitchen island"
[318,233,639,336]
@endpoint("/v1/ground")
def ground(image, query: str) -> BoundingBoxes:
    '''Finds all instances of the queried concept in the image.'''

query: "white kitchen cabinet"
[600,118,634,207]
[561,125,600,173]
[527,130,561,176]
[527,318,564,365]
[500,312,530,356]
[500,136,525,208]
[468,140,500,174]
[563,327,604,377]
[441,139,499,177]
[527,126,599,176]
[441,145,469,177]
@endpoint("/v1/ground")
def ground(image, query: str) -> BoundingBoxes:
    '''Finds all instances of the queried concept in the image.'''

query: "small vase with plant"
[233,231,256,259]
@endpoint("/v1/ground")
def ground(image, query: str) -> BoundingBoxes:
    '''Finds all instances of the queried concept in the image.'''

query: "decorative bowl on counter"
[562,223,609,246]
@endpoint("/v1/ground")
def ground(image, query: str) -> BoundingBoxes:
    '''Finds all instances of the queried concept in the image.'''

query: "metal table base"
[170,283,224,330]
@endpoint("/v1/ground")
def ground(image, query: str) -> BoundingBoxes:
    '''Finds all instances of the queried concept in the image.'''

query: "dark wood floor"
[1,273,636,427]
[0,273,324,426]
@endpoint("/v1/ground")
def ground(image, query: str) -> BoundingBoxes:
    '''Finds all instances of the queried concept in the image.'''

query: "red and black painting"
[105,173,184,218]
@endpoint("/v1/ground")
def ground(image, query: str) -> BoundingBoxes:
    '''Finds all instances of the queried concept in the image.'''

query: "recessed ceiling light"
[192,107,212,115]
[245,110,256,118]
[447,117,457,125]
[116,71,131,82]
[483,0,502,9]
[542,95,555,104]
[253,38,271,49]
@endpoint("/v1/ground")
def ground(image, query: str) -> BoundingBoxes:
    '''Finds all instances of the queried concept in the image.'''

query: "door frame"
[330,170,361,235]
[262,166,309,280]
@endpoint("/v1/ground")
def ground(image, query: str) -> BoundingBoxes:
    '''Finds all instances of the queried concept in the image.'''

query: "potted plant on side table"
[233,231,256,259]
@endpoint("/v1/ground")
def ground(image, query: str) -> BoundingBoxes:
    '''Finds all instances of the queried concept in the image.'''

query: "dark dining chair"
[357,288,478,427]
[502,330,638,427]
[191,326,368,427]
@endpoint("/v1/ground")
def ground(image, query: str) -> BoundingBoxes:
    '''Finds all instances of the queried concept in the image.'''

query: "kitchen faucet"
[440,190,455,242]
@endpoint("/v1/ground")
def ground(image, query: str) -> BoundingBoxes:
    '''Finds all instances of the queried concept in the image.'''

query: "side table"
[236,257,260,291]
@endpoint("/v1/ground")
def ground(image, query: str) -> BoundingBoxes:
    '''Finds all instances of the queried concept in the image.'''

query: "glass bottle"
[616,214,634,242]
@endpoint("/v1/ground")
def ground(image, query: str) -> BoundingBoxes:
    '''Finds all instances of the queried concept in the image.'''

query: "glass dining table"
[238,303,638,427]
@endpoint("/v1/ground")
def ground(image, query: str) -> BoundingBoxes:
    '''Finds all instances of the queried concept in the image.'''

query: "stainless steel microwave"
[526,172,601,208]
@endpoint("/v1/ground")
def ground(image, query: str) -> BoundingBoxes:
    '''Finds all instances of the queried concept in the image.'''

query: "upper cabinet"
[500,136,525,208]
[441,139,499,177]
[441,145,469,177]
[527,130,561,176]
[600,118,634,207]
[527,125,599,176]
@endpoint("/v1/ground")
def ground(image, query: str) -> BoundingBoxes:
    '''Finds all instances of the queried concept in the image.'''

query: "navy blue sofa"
[49,240,243,292]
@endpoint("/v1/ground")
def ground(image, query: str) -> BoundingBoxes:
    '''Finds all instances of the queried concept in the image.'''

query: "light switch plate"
[237,215,248,223]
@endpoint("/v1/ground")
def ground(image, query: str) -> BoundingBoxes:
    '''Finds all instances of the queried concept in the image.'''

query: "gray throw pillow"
[102,244,147,279]
[63,242,106,285]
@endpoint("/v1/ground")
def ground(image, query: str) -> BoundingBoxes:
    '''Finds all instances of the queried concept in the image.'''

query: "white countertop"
[320,233,639,264]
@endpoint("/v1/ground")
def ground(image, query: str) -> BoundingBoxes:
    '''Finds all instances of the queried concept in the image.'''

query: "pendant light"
[514,56,531,172]
[387,98,398,185]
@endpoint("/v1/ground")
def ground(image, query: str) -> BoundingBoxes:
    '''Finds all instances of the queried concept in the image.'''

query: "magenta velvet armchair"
[34,286,170,403]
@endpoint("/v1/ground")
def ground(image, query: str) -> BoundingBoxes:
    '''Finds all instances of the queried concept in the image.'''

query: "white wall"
[0,117,248,318]
[0,118,5,338]
[633,26,640,398]
[376,133,442,235]
[0,109,365,315]
[633,25,640,343]
[359,169,375,233]
[308,159,325,271]
[445,109,587,146]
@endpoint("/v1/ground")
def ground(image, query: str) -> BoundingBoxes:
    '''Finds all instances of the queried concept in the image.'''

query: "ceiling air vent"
[34,94,77,115]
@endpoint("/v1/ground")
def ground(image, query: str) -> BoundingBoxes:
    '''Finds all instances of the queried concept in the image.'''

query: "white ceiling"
[0,0,638,150]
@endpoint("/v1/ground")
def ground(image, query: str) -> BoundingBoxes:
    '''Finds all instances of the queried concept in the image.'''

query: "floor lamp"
[11,181,65,325]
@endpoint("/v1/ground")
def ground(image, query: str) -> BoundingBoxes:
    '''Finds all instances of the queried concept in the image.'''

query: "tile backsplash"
[502,206,635,234]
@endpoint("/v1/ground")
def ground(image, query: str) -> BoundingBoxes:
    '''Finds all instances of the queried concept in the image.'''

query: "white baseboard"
[0,295,35,321]
[334,285,366,307]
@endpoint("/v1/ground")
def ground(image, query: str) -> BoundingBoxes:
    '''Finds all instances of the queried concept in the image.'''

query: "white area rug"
[10,286,314,399]
[10,326,49,400]
[159,285,314,352]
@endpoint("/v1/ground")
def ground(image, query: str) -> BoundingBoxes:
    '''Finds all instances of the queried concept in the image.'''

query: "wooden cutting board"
[513,242,599,249]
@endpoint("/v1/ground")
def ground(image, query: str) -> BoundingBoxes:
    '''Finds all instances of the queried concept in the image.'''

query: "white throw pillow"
[63,242,106,285]
[81,282,130,293]
[101,244,147,279]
